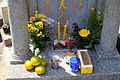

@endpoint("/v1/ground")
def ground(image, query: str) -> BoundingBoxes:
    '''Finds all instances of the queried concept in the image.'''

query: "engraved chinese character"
[72,7,78,10]
[45,0,50,16]
[58,0,68,10]
[58,11,68,20]
[80,0,83,6]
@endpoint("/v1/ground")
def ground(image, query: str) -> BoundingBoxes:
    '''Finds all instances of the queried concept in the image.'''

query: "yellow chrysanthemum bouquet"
[71,8,103,48]
[28,11,53,54]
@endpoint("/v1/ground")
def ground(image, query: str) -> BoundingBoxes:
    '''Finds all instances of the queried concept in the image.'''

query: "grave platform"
[6,47,120,80]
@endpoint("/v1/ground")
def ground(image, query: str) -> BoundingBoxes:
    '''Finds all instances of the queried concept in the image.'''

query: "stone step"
[5,47,120,80]
[6,64,120,80]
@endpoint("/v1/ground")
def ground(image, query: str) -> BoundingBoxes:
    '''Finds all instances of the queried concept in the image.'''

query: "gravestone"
[1,7,9,24]
[37,0,96,32]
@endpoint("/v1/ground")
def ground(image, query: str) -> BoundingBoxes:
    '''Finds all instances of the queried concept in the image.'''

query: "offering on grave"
[77,49,93,74]
[70,57,80,73]
[41,58,47,66]
[57,21,69,40]
[53,40,75,50]
[64,52,76,64]
[35,65,46,74]
[24,60,34,70]
[24,56,47,75]
[51,56,61,70]
[30,56,41,66]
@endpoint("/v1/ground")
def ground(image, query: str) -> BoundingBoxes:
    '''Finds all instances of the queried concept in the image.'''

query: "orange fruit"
[66,52,73,57]
[30,56,41,66]
[24,60,34,70]
[41,58,47,66]
[35,65,46,74]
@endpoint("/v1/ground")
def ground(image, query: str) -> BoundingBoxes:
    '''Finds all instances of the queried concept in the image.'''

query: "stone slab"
[95,44,120,61]
[27,0,37,17]
[37,0,96,33]
[6,48,120,80]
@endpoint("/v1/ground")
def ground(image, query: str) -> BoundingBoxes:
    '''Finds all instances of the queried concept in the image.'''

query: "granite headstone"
[37,0,91,29]
[2,7,9,24]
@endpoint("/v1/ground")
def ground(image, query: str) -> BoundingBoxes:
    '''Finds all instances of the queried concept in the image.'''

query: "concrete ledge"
[95,44,120,61]
[5,47,120,80]
[6,64,120,80]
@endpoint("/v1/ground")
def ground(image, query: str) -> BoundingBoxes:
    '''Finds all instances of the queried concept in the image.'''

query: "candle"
[63,25,67,40]
[65,25,69,41]
[63,21,69,41]
[58,22,61,40]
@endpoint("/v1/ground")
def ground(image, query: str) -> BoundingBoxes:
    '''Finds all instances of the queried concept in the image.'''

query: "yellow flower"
[35,13,46,19]
[28,24,33,28]
[28,24,36,32]
[79,29,90,37]
[31,27,36,31]
[2,24,9,29]
[37,31,44,37]
[35,21,43,28]
[35,10,38,13]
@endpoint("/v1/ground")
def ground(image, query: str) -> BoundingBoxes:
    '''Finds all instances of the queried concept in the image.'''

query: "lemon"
[30,56,41,66]
[24,60,34,70]
[35,65,46,74]
[41,58,47,66]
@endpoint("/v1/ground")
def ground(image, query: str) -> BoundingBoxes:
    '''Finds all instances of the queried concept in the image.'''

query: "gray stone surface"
[27,0,37,17]
[1,7,9,24]
[97,0,106,12]
[37,0,96,31]
[0,0,7,19]
[7,0,33,60]
[6,49,120,80]
[95,0,120,59]
[0,42,3,61]
[87,0,97,10]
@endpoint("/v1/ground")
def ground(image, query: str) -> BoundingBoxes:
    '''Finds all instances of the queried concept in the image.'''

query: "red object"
[70,49,73,53]
[67,41,73,45]
[63,41,67,46]
[29,17,36,21]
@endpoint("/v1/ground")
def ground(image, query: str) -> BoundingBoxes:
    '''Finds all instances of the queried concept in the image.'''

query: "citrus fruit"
[35,65,46,74]
[30,56,41,66]
[24,60,34,70]
[41,58,47,66]
[66,52,73,57]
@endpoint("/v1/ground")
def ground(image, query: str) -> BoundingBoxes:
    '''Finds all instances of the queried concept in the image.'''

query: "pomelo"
[24,60,34,70]
[41,58,47,66]
[30,56,41,66]
[35,65,46,74]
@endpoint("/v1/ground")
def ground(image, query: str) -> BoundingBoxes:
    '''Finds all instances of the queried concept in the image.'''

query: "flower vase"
[84,45,92,49]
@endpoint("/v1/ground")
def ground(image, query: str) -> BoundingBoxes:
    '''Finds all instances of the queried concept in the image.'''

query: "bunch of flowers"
[71,8,103,48]
[28,11,53,54]
[2,24,10,33]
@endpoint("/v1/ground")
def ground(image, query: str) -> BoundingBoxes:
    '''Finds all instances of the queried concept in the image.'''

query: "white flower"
[41,17,54,25]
